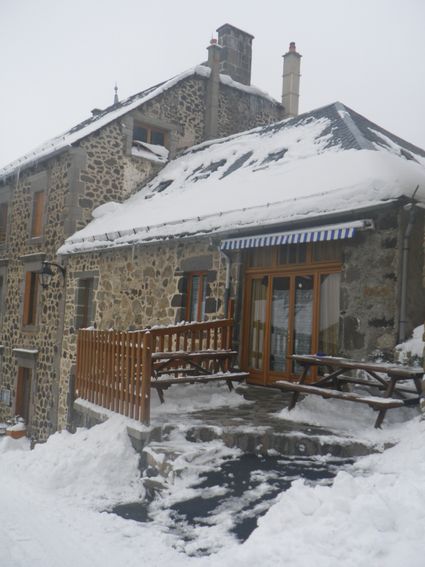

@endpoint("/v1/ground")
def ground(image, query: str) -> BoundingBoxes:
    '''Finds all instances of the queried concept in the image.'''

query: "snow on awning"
[220,220,373,251]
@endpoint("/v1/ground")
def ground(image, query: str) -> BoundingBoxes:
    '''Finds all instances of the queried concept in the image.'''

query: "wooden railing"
[75,319,234,425]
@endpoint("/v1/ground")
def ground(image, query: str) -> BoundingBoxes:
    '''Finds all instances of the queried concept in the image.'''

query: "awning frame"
[220,219,374,251]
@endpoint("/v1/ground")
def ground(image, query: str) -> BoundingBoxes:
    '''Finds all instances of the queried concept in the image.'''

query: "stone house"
[57,101,425,430]
[0,24,287,440]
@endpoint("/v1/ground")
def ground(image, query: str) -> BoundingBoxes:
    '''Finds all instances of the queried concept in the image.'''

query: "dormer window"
[133,123,167,147]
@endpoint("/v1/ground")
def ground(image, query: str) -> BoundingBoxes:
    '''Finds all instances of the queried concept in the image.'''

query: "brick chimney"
[216,23,254,86]
[282,42,302,117]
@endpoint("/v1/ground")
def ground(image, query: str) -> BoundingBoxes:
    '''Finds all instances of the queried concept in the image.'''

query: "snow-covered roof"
[0,66,278,182]
[59,102,425,256]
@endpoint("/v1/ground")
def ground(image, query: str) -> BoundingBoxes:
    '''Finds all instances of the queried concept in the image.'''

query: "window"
[0,273,5,324]
[31,190,45,238]
[75,278,95,329]
[0,203,8,244]
[248,242,343,269]
[186,273,208,321]
[23,271,39,327]
[133,123,167,147]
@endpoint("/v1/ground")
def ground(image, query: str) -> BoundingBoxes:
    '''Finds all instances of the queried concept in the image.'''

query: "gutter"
[398,186,419,342]
[220,248,232,318]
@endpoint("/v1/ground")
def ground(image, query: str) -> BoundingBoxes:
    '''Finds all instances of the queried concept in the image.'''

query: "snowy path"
[1,401,425,567]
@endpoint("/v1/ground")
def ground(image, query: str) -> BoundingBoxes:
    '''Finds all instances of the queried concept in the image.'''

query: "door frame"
[241,259,341,385]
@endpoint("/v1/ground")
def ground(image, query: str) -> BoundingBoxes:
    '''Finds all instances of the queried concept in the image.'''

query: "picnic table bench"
[151,349,248,403]
[274,354,424,428]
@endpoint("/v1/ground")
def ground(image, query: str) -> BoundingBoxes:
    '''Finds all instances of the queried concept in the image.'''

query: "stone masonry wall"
[58,238,234,429]
[0,71,283,441]
[73,75,283,231]
[217,84,284,137]
[339,207,407,360]
[58,205,425,428]
[0,154,72,440]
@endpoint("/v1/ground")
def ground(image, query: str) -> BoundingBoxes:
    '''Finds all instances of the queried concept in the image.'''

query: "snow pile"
[214,416,425,567]
[276,394,416,445]
[0,415,144,510]
[1,406,425,565]
[59,103,425,255]
[151,382,252,416]
[395,324,424,365]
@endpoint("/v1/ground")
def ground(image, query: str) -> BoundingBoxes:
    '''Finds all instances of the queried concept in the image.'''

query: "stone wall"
[71,74,283,231]
[58,205,425,429]
[217,84,284,137]
[340,206,424,359]
[0,70,283,441]
[58,238,234,429]
[0,154,72,440]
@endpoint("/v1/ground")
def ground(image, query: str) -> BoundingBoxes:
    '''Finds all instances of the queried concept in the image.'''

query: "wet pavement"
[113,451,353,550]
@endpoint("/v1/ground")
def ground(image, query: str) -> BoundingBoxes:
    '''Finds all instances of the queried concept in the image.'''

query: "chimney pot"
[282,42,302,117]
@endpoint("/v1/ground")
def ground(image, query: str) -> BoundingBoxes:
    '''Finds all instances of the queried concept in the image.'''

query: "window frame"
[133,122,168,147]
[28,171,47,242]
[22,270,40,329]
[0,265,8,327]
[185,272,209,322]
[30,190,46,239]
[75,276,96,329]
[0,202,9,245]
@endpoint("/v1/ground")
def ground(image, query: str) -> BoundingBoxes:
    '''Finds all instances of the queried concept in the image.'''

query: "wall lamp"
[39,261,66,290]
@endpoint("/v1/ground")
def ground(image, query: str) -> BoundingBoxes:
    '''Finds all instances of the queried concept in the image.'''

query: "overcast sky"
[1,0,424,168]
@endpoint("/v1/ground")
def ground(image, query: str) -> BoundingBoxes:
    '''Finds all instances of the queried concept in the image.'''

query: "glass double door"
[244,271,340,383]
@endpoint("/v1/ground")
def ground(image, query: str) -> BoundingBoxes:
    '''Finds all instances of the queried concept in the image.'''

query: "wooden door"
[243,270,339,384]
[15,368,32,423]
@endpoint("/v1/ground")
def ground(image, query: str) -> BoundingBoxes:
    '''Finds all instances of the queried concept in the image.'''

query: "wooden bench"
[151,349,248,403]
[275,380,404,409]
[277,355,423,428]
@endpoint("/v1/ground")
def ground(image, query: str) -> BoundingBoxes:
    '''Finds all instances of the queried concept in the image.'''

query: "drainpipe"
[220,248,231,318]
[399,186,419,342]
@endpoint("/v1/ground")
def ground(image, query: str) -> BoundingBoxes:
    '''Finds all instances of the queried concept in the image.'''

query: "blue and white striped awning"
[220,220,372,251]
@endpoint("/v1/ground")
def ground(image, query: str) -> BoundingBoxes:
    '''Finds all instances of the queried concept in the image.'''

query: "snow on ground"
[275,393,418,447]
[213,417,425,567]
[1,387,425,566]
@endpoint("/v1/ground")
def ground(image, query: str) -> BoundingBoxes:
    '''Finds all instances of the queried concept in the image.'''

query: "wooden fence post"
[141,331,152,425]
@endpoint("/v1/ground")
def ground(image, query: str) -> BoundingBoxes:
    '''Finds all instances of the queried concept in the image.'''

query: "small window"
[31,190,45,238]
[133,126,148,143]
[312,241,343,263]
[0,274,4,322]
[278,244,307,265]
[150,130,165,146]
[0,203,8,244]
[76,278,95,329]
[23,271,39,327]
[133,123,167,147]
[248,247,275,268]
[186,273,208,321]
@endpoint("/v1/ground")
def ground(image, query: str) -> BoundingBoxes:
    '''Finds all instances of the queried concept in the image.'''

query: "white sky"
[1,0,424,168]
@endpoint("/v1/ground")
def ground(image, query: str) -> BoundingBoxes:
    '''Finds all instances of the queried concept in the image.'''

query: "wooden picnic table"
[151,349,248,403]
[274,354,424,428]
